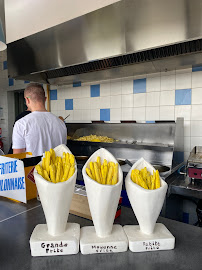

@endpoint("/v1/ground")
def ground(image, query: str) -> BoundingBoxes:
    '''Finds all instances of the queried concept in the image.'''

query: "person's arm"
[13,148,26,154]
[12,121,26,154]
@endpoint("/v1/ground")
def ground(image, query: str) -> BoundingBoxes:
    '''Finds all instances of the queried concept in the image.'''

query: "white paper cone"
[82,148,123,238]
[125,158,168,235]
[34,144,77,236]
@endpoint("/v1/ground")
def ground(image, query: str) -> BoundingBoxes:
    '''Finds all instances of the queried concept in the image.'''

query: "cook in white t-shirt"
[12,111,67,156]
[12,83,67,156]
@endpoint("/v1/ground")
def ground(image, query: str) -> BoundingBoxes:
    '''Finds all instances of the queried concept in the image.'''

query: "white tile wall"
[100,82,110,96]
[90,97,100,109]
[146,75,160,92]
[192,88,202,104]
[184,121,191,137]
[122,94,133,107]
[110,80,122,95]
[133,93,146,107]
[65,110,74,121]
[2,49,202,162]
[57,100,65,110]
[110,108,121,121]
[176,72,191,89]
[121,79,133,94]
[184,137,191,152]
[121,108,133,120]
[133,107,146,121]
[100,96,110,109]
[74,110,82,120]
[159,106,175,120]
[82,110,91,121]
[175,105,191,121]
[82,98,91,110]
[90,109,100,120]
[192,71,202,88]
[146,107,159,121]
[191,121,202,137]
[111,95,121,108]
[191,105,202,120]
[191,137,202,149]
[146,92,160,107]
[161,74,175,90]
[160,90,175,106]
[80,85,90,98]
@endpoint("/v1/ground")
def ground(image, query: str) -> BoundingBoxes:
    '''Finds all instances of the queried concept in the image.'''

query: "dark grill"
[45,39,202,79]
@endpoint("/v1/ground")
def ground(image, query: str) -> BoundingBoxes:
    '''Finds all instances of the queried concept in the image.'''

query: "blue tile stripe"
[133,78,146,94]
[8,78,14,86]
[73,82,81,87]
[50,89,57,100]
[3,61,7,70]
[192,65,202,72]
[175,89,191,105]
[91,84,100,97]
[146,121,155,123]
[65,99,73,110]
[24,80,30,84]
[100,109,110,121]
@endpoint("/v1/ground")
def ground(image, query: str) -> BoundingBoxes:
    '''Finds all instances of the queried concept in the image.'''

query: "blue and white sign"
[0,156,26,203]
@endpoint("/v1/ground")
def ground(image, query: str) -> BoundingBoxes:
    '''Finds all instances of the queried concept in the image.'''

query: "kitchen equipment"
[124,159,170,174]
[67,118,184,187]
[76,156,127,166]
[187,146,202,180]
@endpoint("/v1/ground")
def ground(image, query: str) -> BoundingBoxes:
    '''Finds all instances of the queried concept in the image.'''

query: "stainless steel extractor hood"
[6,0,202,85]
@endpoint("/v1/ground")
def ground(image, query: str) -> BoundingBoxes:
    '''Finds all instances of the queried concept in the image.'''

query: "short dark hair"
[24,83,45,103]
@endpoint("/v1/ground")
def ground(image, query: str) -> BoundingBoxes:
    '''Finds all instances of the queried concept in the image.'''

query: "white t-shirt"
[12,111,67,156]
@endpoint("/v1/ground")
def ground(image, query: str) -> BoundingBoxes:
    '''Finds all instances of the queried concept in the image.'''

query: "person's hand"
[59,116,64,122]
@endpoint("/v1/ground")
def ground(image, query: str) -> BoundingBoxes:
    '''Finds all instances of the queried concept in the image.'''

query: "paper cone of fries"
[82,148,123,238]
[125,158,167,235]
[34,144,77,236]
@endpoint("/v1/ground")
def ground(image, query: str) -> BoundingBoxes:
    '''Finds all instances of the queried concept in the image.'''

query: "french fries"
[86,157,118,185]
[35,149,75,183]
[76,135,115,143]
[131,167,161,190]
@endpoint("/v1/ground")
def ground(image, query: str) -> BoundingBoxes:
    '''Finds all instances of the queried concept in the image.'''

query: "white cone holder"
[124,158,175,252]
[80,148,128,254]
[30,144,80,256]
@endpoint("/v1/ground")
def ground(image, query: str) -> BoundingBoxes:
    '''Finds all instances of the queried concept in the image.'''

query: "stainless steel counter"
[166,171,202,200]
[0,197,202,270]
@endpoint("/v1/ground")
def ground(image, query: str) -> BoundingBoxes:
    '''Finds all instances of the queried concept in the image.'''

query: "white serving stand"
[30,144,80,256]
[30,223,80,256]
[80,148,128,255]
[124,223,175,252]
[124,158,175,253]
[80,225,128,255]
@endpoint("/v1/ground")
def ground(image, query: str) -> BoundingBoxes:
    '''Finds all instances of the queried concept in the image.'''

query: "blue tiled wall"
[100,109,110,121]
[133,78,146,93]
[50,89,57,100]
[65,99,73,110]
[91,84,100,97]
[73,81,81,87]
[175,89,191,105]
